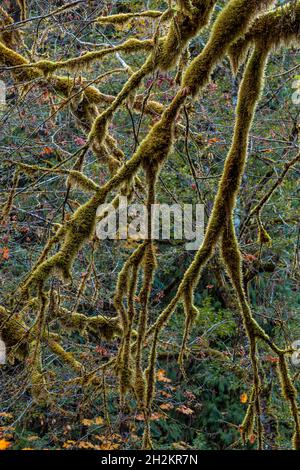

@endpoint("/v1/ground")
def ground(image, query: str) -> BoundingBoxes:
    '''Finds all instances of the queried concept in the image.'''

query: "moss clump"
[257,224,272,246]
[0,306,28,362]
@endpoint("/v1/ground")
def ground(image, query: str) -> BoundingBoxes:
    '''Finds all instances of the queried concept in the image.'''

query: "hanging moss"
[0,6,23,49]
[240,389,255,443]
[257,223,272,246]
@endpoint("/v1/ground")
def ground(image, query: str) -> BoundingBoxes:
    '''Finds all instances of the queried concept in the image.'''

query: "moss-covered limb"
[20,187,108,294]
[1,168,19,224]
[134,242,157,406]
[46,336,83,374]
[96,11,164,25]
[221,220,265,448]
[133,168,157,406]
[240,153,300,238]
[19,140,149,295]
[16,162,100,193]
[114,243,146,331]
[221,216,300,449]
[0,6,23,49]
[177,0,194,15]
[140,329,159,450]
[23,226,67,290]
[182,0,275,96]
[277,355,300,450]
[178,291,199,372]
[228,1,300,73]
[157,0,217,71]
[0,38,37,83]
[0,39,161,134]
[240,386,256,443]
[71,259,93,314]
[0,305,28,361]
[16,0,27,21]
[88,0,217,143]
[114,243,146,399]
[49,302,123,340]
[6,38,154,74]
[92,1,275,212]
[221,221,270,341]
[88,57,154,142]
[27,338,49,404]
[0,40,164,179]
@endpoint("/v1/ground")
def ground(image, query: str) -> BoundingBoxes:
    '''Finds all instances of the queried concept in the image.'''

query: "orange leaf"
[2,247,9,260]
[243,253,257,262]
[240,393,248,404]
[41,147,52,155]
[136,412,166,421]
[176,405,194,415]
[264,355,279,364]
[0,439,11,450]
[81,416,103,427]
[156,369,171,383]
[208,137,220,144]
[160,403,174,411]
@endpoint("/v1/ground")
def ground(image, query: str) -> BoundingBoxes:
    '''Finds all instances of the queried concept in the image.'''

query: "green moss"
[0,306,28,361]
[0,6,23,49]
[257,224,272,246]
[1,169,19,224]
[96,11,162,25]
[47,337,83,373]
